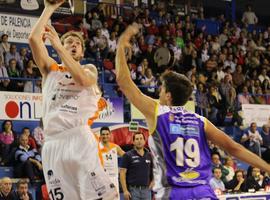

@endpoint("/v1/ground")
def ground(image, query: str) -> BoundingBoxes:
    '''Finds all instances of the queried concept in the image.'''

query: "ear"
[166,92,172,104]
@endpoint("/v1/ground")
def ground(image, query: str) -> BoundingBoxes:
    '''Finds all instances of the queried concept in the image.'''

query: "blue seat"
[0,166,14,178]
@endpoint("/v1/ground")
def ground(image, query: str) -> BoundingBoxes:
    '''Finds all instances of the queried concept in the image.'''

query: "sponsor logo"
[169,113,175,122]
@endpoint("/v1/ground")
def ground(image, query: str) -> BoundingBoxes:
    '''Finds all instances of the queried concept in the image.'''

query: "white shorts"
[42,125,118,200]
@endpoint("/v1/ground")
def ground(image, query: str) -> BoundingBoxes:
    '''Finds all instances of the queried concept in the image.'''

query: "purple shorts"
[154,184,218,200]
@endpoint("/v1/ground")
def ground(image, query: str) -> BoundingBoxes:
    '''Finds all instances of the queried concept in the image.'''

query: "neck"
[102,141,109,147]
[135,147,144,155]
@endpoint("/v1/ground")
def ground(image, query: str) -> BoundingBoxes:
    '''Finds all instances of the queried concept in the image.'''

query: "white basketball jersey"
[42,64,101,136]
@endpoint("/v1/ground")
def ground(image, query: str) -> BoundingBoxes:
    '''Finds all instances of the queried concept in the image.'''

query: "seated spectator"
[14,134,43,182]
[246,167,267,191]
[12,179,33,200]
[258,68,269,84]
[261,124,270,148]
[22,59,37,93]
[21,127,37,150]
[223,157,235,183]
[241,122,263,156]
[17,48,29,72]
[210,167,225,192]
[0,120,17,166]
[0,56,10,91]
[237,85,254,108]
[7,59,23,92]
[5,44,20,67]
[0,177,13,200]
[32,120,44,152]
[226,169,247,192]
[211,153,229,183]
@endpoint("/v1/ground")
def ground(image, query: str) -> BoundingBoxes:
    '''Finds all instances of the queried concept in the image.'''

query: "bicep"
[205,118,238,150]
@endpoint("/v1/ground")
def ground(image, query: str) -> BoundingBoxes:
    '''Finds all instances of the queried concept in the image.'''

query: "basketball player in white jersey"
[98,127,125,200]
[28,0,118,199]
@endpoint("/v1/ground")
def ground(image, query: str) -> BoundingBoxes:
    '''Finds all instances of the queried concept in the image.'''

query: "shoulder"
[82,64,98,75]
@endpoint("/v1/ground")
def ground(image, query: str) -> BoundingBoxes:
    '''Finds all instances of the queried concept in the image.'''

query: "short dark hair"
[132,132,145,141]
[100,126,110,134]
[160,71,193,106]
[17,179,28,188]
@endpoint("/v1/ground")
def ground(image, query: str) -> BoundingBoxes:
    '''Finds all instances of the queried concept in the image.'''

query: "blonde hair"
[60,31,85,52]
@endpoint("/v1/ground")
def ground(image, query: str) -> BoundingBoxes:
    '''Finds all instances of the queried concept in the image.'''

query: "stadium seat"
[0,166,14,178]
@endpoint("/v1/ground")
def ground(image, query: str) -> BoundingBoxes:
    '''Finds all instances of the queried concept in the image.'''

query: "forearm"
[228,143,270,173]
[120,170,128,192]
[29,7,54,40]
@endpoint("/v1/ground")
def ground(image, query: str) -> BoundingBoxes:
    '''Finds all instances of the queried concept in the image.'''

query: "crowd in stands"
[0,1,270,199]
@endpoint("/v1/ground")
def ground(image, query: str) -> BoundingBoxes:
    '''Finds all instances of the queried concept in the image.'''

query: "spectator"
[208,85,223,125]
[0,177,13,200]
[140,68,157,98]
[32,120,44,151]
[0,56,10,91]
[258,68,270,84]
[242,5,258,25]
[237,85,254,107]
[195,82,209,117]
[21,127,37,150]
[211,153,229,183]
[12,180,33,200]
[209,167,225,192]
[22,59,36,91]
[232,65,245,89]
[246,167,266,191]
[0,34,11,59]
[223,157,235,182]
[0,120,17,166]
[91,12,103,31]
[5,44,20,67]
[226,169,246,192]
[261,124,270,148]
[241,122,263,156]
[120,132,153,200]
[17,48,29,72]
[14,134,43,182]
[7,59,23,92]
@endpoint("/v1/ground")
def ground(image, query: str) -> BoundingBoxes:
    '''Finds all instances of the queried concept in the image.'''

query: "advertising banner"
[0,91,42,121]
[242,104,270,127]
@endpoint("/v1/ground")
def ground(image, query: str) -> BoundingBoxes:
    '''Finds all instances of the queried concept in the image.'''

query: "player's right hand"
[123,190,131,200]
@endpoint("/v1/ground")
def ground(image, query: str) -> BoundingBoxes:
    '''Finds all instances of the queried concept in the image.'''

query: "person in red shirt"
[22,127,37,150]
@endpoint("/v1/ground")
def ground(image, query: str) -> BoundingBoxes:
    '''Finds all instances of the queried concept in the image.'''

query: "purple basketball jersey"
[148,105,216,199]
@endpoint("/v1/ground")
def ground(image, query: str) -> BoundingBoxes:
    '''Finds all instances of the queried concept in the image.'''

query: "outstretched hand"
[118,23,141,58]
[43,24,62,50]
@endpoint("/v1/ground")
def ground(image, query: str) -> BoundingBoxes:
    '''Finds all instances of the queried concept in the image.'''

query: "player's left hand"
[43,24,62,50]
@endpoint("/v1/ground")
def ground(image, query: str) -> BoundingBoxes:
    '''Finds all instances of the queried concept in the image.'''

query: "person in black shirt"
[226,169,247,192]
[120,132,153,200]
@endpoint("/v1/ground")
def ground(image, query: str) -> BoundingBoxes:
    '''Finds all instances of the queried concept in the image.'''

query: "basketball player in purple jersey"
[115,23,270,200]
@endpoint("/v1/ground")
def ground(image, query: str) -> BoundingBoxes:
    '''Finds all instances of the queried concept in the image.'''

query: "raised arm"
[205,119,270,174]
[115,24,157,132]
[28,0,63,76]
